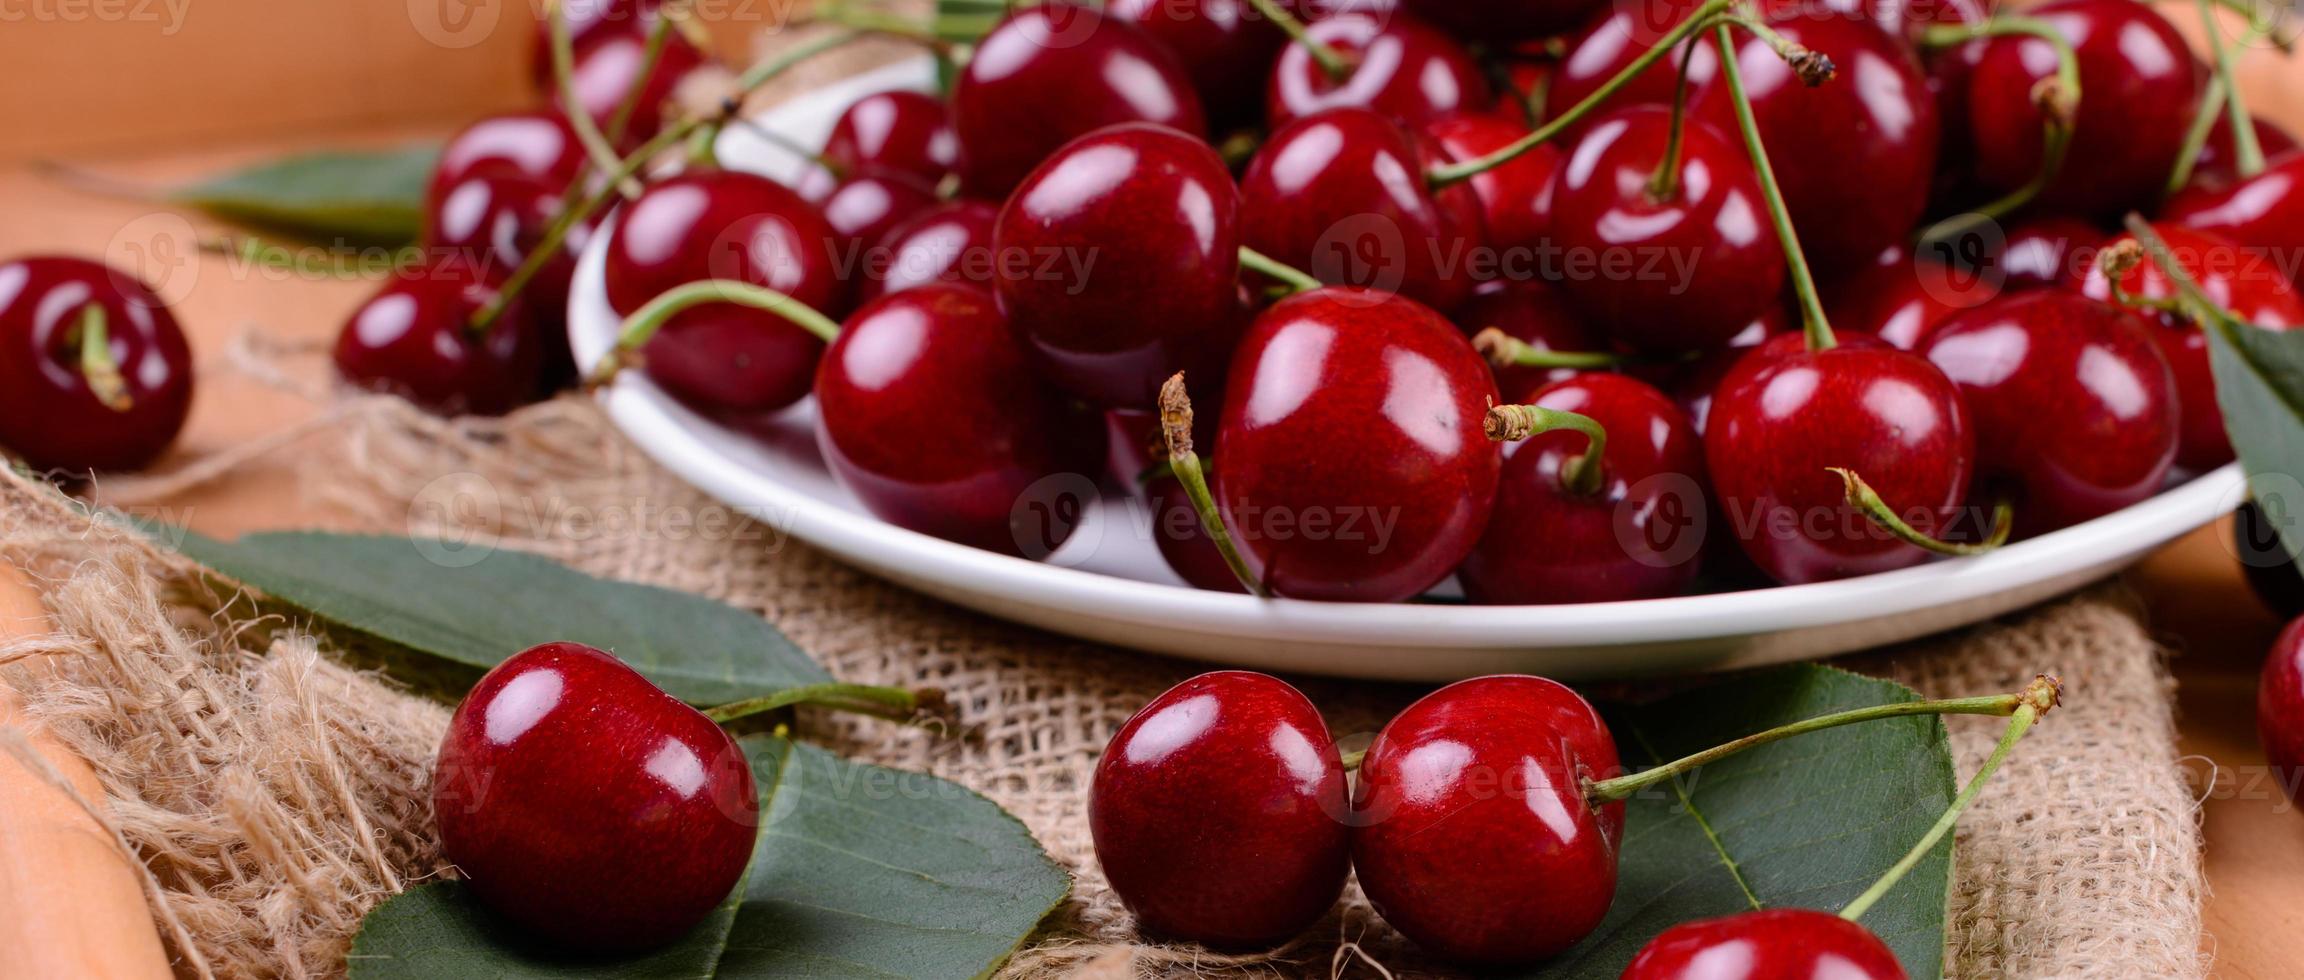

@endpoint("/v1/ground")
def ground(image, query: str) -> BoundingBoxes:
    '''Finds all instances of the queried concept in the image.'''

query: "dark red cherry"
[1402,0,1606,41]
[1694,12,1938,276]
[529,0,666,87]
[565,23,708,146]
[1545,0,1718,140]
[1622,908,1908,980]
[1422,111,1563,256]
[1549,106,1786,353]
[1239,107,1485,312]
[1706,342,1975,584]
[1147,470,1254,592]
[601,170,843,416]
[1457,279,1609,400]
[814,284,1103,557]
[2238,502,2304,619]
[1352,674,1623,964]
[334,254,543,416]
[1212,287,1499,601]
[1921,291,2177,536]
[1106,406,1246,592]
[860,200,998,302]
[1961,0,2200,218]
[800,166,940,279]
[1461,374,1706,604]
[2259,617,2304,804]
[2189,116,2300,193]
[428,172,593,388]
[0,256,192,472]
[822,90,959,186]
[427,111,587,215]
[1823,248,1998,349]
[1999,215,2099,290]
[1267,11,1489,128]
[950,3,1206,196]
[1660,307,1794,435]
[1090,671,1346,946]
[2164,152,2304,275]
[1112,0,1285,132]
[433,641,756,951]
[993,123,1242,409]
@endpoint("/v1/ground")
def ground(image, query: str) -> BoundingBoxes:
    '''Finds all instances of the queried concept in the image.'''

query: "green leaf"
[1531,665,1958,979]
[2206,315,2304,581]
[167,529,829,704]
[347,736,1071,978]
[170,146,438,245]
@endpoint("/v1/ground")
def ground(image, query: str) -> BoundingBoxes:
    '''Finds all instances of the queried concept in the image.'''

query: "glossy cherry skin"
[1961,0,2200,219]
[1351,675,1623,965]
[1090,671,1347,946]
[433,641,757,952]
[1621,908,1909,980]
[1706,342,1975,584]
[1267,11,1490,128]
[1549,106,1786,353]
[1112,0,1284,132]
[1546,0,1718,141]
[860,200,998,302]
[1403,0,1605,41]
[2259,617,2304,805]
[814,285,1103,558]
[1423,111,1562,256]
[950,3,1206,196]
[1823,249,1998,349]
[528,0,665,86]
[2164,152,2304,275]
[1461,374,1707,604]
[428,172,593,388]
[565,24,707,147]
[801,166,940,277]
[2189,116,2299,193]
[426,111,588,215]
[1999,216,2099,290]
[1239,108,1486,312]
[1213,287,1500,601]
[1457,279,1611,400]
[1661,307,1794,435]
[334,255,543,416]
[0,256,192,472]
[1694,12,1938,276]
[822,90,959,186]
[601,170,843,416]
[2238,502,2304,619]
[1920,291,2177,536]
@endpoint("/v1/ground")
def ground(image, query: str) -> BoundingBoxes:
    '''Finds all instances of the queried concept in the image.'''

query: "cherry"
[1461,373,1707,604]
[1206,286,1498,601]
[1920,291,2177,536]
[2237,502,2304,619]
[600,170,843,416]
[814,284,1103,557]
[1238,107,1485,312]
[950,3,1206,196]
[433,641,756,951]
[1548,106,1786,353]
[822,90,959,186]
[0,256,192,472]
[1823,248,1997,349]
[428,172,594,388]
[1351,674,1622,964]
[1147,469,1254,593]
[2190,116,2299,193]
[1457,279,1609,400]
[334,254,542,416]
[1422,111,1563,256]
[1755,0,1984,37]
[1090,671,1347,947]
[1402,0,1605,42]
[1111,0,1285,132]
[529,0,666,87]
[1546,0,1718,141]
[800,167,940,280]
[1999,215,2099,290]
[2258,616,2304,805]
[1266,11,1490,128]
[1659,307,1793,435]
[859,200,997,302]
[2163,153,2304,275]
[564,22,708,146]
[1621,908,1908,980]
[993,123,1242,409]
[426,111,588,216]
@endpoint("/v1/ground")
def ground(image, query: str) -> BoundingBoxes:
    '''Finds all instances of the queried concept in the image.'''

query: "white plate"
[568,57,2247,682]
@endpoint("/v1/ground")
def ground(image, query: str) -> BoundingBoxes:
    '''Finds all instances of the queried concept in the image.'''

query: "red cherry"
[428,172,594,388]
[1266,11,1490,128]
[950,3,1206,196]
[427,112,588,215]
[1960,0,2199,218]
[1659,307,1793,435]
[1351,675,1623,964]
[800,166,940,277]
[1402,0,1607,41]
[2189,116,2300,193]
[1920,291,2178,536]
[529,0,666,87]
[1621,908,1908,980]
[1460,374,1707,604]
[1111,0,1286,132]
[822,90,959,186]
[334,255,543,416]
[1239,108,1486,312]
[1090,671,1347,946]
[2164,152,2304,277]
[0,256,192,472]
[1456,279,1609,400]
[1548,106,1786,353]
[1422,111,1563,256]
[1999,215,2100,290]
[813,284,1103,558]
[564,23,708,147]
[433,641,757,951]
[1546,0,1719,140]
[601,171,843,416]
[1147,470,1254,593]
[2259,617,2304,805]
[1823,248,1997,349]
[860,200,998,302]
[1753,0,1985,36]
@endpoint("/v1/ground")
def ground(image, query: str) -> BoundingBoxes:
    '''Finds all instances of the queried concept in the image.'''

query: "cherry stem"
[1840,675,2061,922]
[1237,246,1321,294]
[1470,328,1640,370]
[1427,0,1734,188]
[2123,213,2260,343]
[687,120,723,168]
[2168,70,2234,197]
[1713,23,1833,352]
[703,682,950,727]
[1484,403,1607,497]
[1242,0,1352,81]
[547,0,643,201]
[605,3,680,147]
[74,305,133,413]
[1914,18,2080,242]
[2201,0,2266,179]
[818,0,975,65]
[1645,19,1719,203]
[1158,373,1270,599]
[1586,677,2059,804]
[1339,747,1365,771]
[1830,467,2013,557]
[734,27,870,91]
[586,280,842,390]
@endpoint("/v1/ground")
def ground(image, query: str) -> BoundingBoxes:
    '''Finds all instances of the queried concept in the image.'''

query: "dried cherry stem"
[1484,403,1607,497]
[1470,328,1640,370]
[1914,18,2080,241]
[1586,676,2060,804]
[1714,23,1833,352]
[703,682,951,727]
[1839,674,2062,922]
[1158,373,1270,599]
[1242,0,1352,81]
[74,306,133,412]
[586,280,842,389]
[1237,246,1321,294]
[2090,239,2189,320]
[1830,467,2012,557]
[546,0,643,201]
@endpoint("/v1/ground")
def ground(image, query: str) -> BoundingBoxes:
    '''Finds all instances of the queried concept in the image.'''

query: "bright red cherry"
[1111,0,1285,132]
[1266,11,1490,128]
[1211,286,1499,601]
[1823,248,1997,349]
[2164,152,2304,277]
[1461,374,1707,604]
[1456,279,1611,400]
[1921,291,2178,536]
[1422,111,1563,256]
[950,3,1206,196]
[2189,116,2300,193]
[800,166,940,278]
[1546,0,1718,141]
[433,641,757,952]
[1090,671,1347,947]
[822,90,959,186]
[860,200,998,302]
[428,172,593,388]
[2259,617,2304,805]
[814,284,1103,558]
[1548,106,1786,353]
[564,23,708,147]
[1403,0,1606,41]
[0,256,192,472]
[427,111,588,215]
[1621,908,1908,980]
[1352,675,1623,965]
[334,254,543,416]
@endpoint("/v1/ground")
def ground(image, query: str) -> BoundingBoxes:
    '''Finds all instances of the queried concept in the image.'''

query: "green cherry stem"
[547,0,643,201]
[1470,327,1642,370]
[2200,0,2265,180]
[1238,245,1322,294]
[1484,403,1607,497]
[1242,0,1353,81]
[734,27,871,91]
[605,4,681,147]
[1714,23,1834,351]
[703,682,950,726]
[585,280,843,390]
[1587,676,2060,804]
[1840,674,2062,922]
[1646,15,1833,201]
[74,305,133,412]
[1831,467,2013,556]
[2168,69,2234,197]
[1915,18,2080,241]
[1158,373,1270,599]
[2123,213,2264,344]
